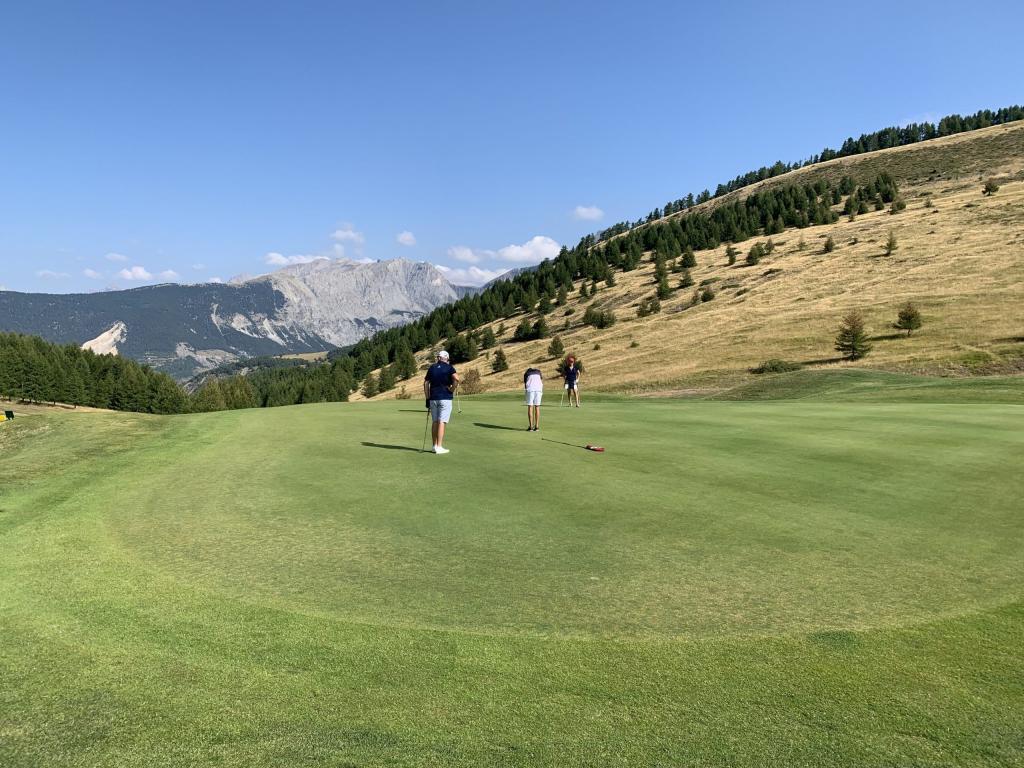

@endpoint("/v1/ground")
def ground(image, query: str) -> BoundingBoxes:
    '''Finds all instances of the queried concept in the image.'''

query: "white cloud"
[445,235,560,268]
[105,252,128,262]
[396,231,417,247]
[264,252,329,266]
[573,205,605,221]
[37,269,71,279]
[118,265,153,281]
[448,245,482,264]
[435,264,508,287]
[192,263,206,271]
[209,276,224,284]
[158,269,179,280]
[496,235,560,263]
[83,268,102,279]
[330,223,364,244]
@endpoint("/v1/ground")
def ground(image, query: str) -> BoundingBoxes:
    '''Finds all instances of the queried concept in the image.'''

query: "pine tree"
[397,346,418,378]
[221,376,258,409]
[378,364,396,392]
[362,372,379,398]
[884,230,898,256]
[893,302,922,335]
[547,335,565,359]
[679,268,695,288]
[532,317,549,339]
[834,311,873,360]
[726,244,738,265]
[448,333,478,362]
[480,327,497,349]
[700,286,716,302]
[538,293,553,314]
[605,271,616,287]
[523,287,539,312]
[983,179,1000,195]
[747,242,764,265]
[681,247,697,268]
[637,297,661,317]
[823,236,835,254]
[656,275,672,300]
[653,255,667,284]
[191,381,227,412]
[491,348,509,373]
[556,286,568,305]
[513,318,533,341]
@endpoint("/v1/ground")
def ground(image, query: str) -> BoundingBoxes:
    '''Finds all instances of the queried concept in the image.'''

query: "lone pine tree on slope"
[893,302,923,336]
[835,311,873,360]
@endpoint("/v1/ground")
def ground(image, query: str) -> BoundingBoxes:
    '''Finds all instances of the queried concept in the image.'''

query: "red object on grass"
[585,444,605,452]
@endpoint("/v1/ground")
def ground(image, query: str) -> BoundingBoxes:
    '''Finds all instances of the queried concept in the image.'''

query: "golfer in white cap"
[423,350,459,454]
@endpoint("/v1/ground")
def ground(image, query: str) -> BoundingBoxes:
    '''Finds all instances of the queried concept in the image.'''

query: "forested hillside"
[188,359,355,411]
[598,105,1024,241]
[348,121,1024,399]
[0,332,186,413]
[176,109,1024,407]
[340,172,899,386]
[12,107,1017,414]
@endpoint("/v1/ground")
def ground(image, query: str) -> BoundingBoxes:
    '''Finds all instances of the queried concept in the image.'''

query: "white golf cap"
[437,350,450,361]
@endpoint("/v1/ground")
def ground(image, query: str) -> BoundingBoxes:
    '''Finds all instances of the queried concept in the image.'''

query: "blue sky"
[1,1,1021,291]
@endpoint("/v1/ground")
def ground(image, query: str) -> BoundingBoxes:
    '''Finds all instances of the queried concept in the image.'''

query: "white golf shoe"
[433,446,450,454]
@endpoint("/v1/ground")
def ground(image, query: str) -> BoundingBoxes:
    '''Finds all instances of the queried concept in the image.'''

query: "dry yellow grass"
[0,398,115,416]
[355,123,1024,400]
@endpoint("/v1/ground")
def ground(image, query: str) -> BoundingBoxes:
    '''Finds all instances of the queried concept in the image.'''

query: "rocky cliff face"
[0,258,462,379]
[262,258,459,347]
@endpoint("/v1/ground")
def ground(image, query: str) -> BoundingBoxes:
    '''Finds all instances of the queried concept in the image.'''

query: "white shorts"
[525,390,543,406]
[429,399,453,423]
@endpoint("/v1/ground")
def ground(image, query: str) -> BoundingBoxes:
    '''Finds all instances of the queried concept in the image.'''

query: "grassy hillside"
[357,122,1024,400]
[1,386,1022,766]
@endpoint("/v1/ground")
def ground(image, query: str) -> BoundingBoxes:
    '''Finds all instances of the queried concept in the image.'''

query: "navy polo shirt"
[425,362,457,400]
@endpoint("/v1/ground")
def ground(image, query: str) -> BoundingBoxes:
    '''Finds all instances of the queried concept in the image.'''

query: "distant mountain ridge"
[0,258,463,379]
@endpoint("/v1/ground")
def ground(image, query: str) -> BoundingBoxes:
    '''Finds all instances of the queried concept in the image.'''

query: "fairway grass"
[2,393,1022,766]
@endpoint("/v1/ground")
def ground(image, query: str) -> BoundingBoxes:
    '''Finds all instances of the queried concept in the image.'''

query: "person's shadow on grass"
[473,422,520,431]
[361,441,422,452]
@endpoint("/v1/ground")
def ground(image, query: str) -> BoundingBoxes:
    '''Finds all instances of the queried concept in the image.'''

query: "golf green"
[2,394,1022,766]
